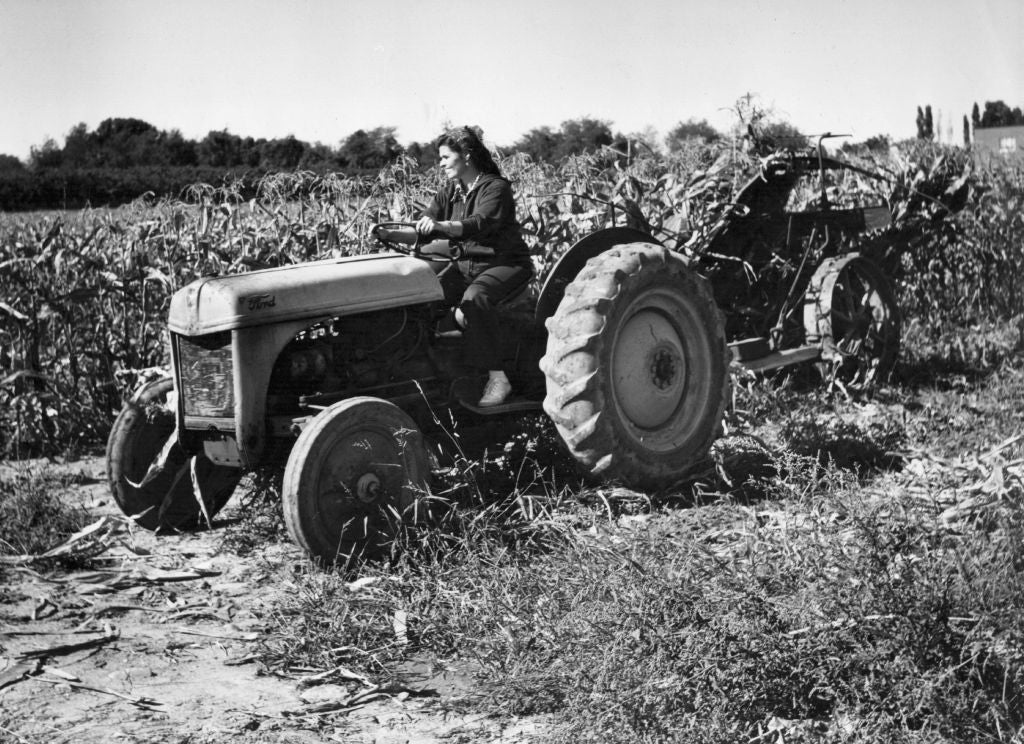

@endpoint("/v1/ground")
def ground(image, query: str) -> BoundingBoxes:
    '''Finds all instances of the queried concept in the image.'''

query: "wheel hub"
[650,347,678,390]
[612,310,687,430]
[355,473,382,503]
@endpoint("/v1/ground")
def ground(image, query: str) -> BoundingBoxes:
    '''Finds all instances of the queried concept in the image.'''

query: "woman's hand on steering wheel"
[370,221,463,263]
[416,216,438,236]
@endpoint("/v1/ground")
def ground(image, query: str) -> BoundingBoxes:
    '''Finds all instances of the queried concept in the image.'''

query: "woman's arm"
[417,185,462,236]
[416,216,463,237]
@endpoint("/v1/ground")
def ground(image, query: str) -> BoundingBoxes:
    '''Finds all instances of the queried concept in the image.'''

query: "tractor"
[107,138,899,562]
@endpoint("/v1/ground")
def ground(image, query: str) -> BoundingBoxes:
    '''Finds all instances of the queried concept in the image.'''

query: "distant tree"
[513,126,562,162]
[198,130,245,168]
[29,137,63,170]
[93,117,156,141]
[405,141,424,162]
[337,127,401,171]
[665,118,720,152]
[513,118,614,162]
[761,120,807,149]
[0,154,24,172]
[979,100,1023,128]
[163,129,198,166]
[238,137,265,168]
[371,126,402,165]
[971,102,981,129]
[841,135,891,155]
[963,115,971,146]
[338,130,375,170]
[260,135,306,170]
[62,122,92,167]
[980,100,1009,127]
[915,105,935,140]
[405,141,439,169]
[556,118,614,159]
[90,117,164,166]
[863,133,891,152]
[298,142,338,170]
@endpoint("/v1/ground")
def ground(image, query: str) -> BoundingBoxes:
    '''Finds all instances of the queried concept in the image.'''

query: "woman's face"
[438,145,468,181]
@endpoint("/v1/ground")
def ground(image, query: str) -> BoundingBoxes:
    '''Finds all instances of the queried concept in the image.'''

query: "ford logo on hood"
[246,294,276,311]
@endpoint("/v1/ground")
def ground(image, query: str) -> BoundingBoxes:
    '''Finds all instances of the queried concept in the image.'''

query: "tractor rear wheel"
[540,243,730,489]
[282,397,431,564]
[106,376,241,531]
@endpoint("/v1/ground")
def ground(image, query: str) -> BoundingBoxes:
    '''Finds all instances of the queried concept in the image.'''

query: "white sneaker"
[478,374,512,407]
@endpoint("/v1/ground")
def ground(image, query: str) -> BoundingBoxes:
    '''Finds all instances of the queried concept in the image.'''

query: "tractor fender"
[534,227,660,323]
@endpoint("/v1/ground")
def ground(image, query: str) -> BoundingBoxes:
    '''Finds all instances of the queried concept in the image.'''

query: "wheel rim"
[606,287,718,455]
[311,427,410,547]
[830,261,898,384]
[612,309,687,429]
[283,398,432,562]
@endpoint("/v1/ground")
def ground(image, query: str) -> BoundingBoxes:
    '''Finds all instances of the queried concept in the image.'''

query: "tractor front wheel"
[106,375,241,531]
[282,397,431,564]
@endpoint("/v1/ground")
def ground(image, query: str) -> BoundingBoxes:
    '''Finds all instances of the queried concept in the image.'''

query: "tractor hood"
[169,253,444,336]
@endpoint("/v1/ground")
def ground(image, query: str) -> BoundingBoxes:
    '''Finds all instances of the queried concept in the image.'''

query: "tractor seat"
[434,284,536,340]
[499,281,534,311]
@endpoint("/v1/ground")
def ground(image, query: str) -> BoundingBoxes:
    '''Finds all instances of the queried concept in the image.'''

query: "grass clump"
[0,467,94,568]
[219,467,289,556]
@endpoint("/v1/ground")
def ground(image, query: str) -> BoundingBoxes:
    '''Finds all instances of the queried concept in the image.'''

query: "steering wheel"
[371,221,417,254]
[370,221,464,263]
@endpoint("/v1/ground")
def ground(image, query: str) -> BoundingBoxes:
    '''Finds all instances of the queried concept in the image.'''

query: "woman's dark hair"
[436,126,502,176]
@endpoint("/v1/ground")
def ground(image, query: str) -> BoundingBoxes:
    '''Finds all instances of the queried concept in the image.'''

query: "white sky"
[1,0,1021,160]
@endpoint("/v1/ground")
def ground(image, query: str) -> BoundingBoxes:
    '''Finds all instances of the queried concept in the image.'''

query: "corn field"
[0,142,1021,457]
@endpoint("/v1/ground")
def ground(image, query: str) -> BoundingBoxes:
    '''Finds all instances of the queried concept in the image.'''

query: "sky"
[1,0,1021,160]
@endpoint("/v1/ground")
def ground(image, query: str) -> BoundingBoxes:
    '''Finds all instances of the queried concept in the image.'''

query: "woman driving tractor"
[375,126,533,407]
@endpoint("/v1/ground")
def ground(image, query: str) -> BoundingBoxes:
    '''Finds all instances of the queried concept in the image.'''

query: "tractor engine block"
[266,308,434,412]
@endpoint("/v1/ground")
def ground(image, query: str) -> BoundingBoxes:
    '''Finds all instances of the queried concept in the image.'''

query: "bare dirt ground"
[0,457,549,744]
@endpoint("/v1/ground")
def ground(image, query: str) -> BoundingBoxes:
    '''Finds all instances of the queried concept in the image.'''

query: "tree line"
[0,116,646,209]
[0,100,824,210]
[913,100,1023,145]
[0,116,665,175]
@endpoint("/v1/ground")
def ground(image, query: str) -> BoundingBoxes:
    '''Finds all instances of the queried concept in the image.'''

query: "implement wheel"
[282,397,431,564]
[106,376,241,531]
[804,254,900,388]
[540,243,730,489]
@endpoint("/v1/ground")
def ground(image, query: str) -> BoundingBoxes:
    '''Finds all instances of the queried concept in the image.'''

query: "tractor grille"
[177,332,234,418]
